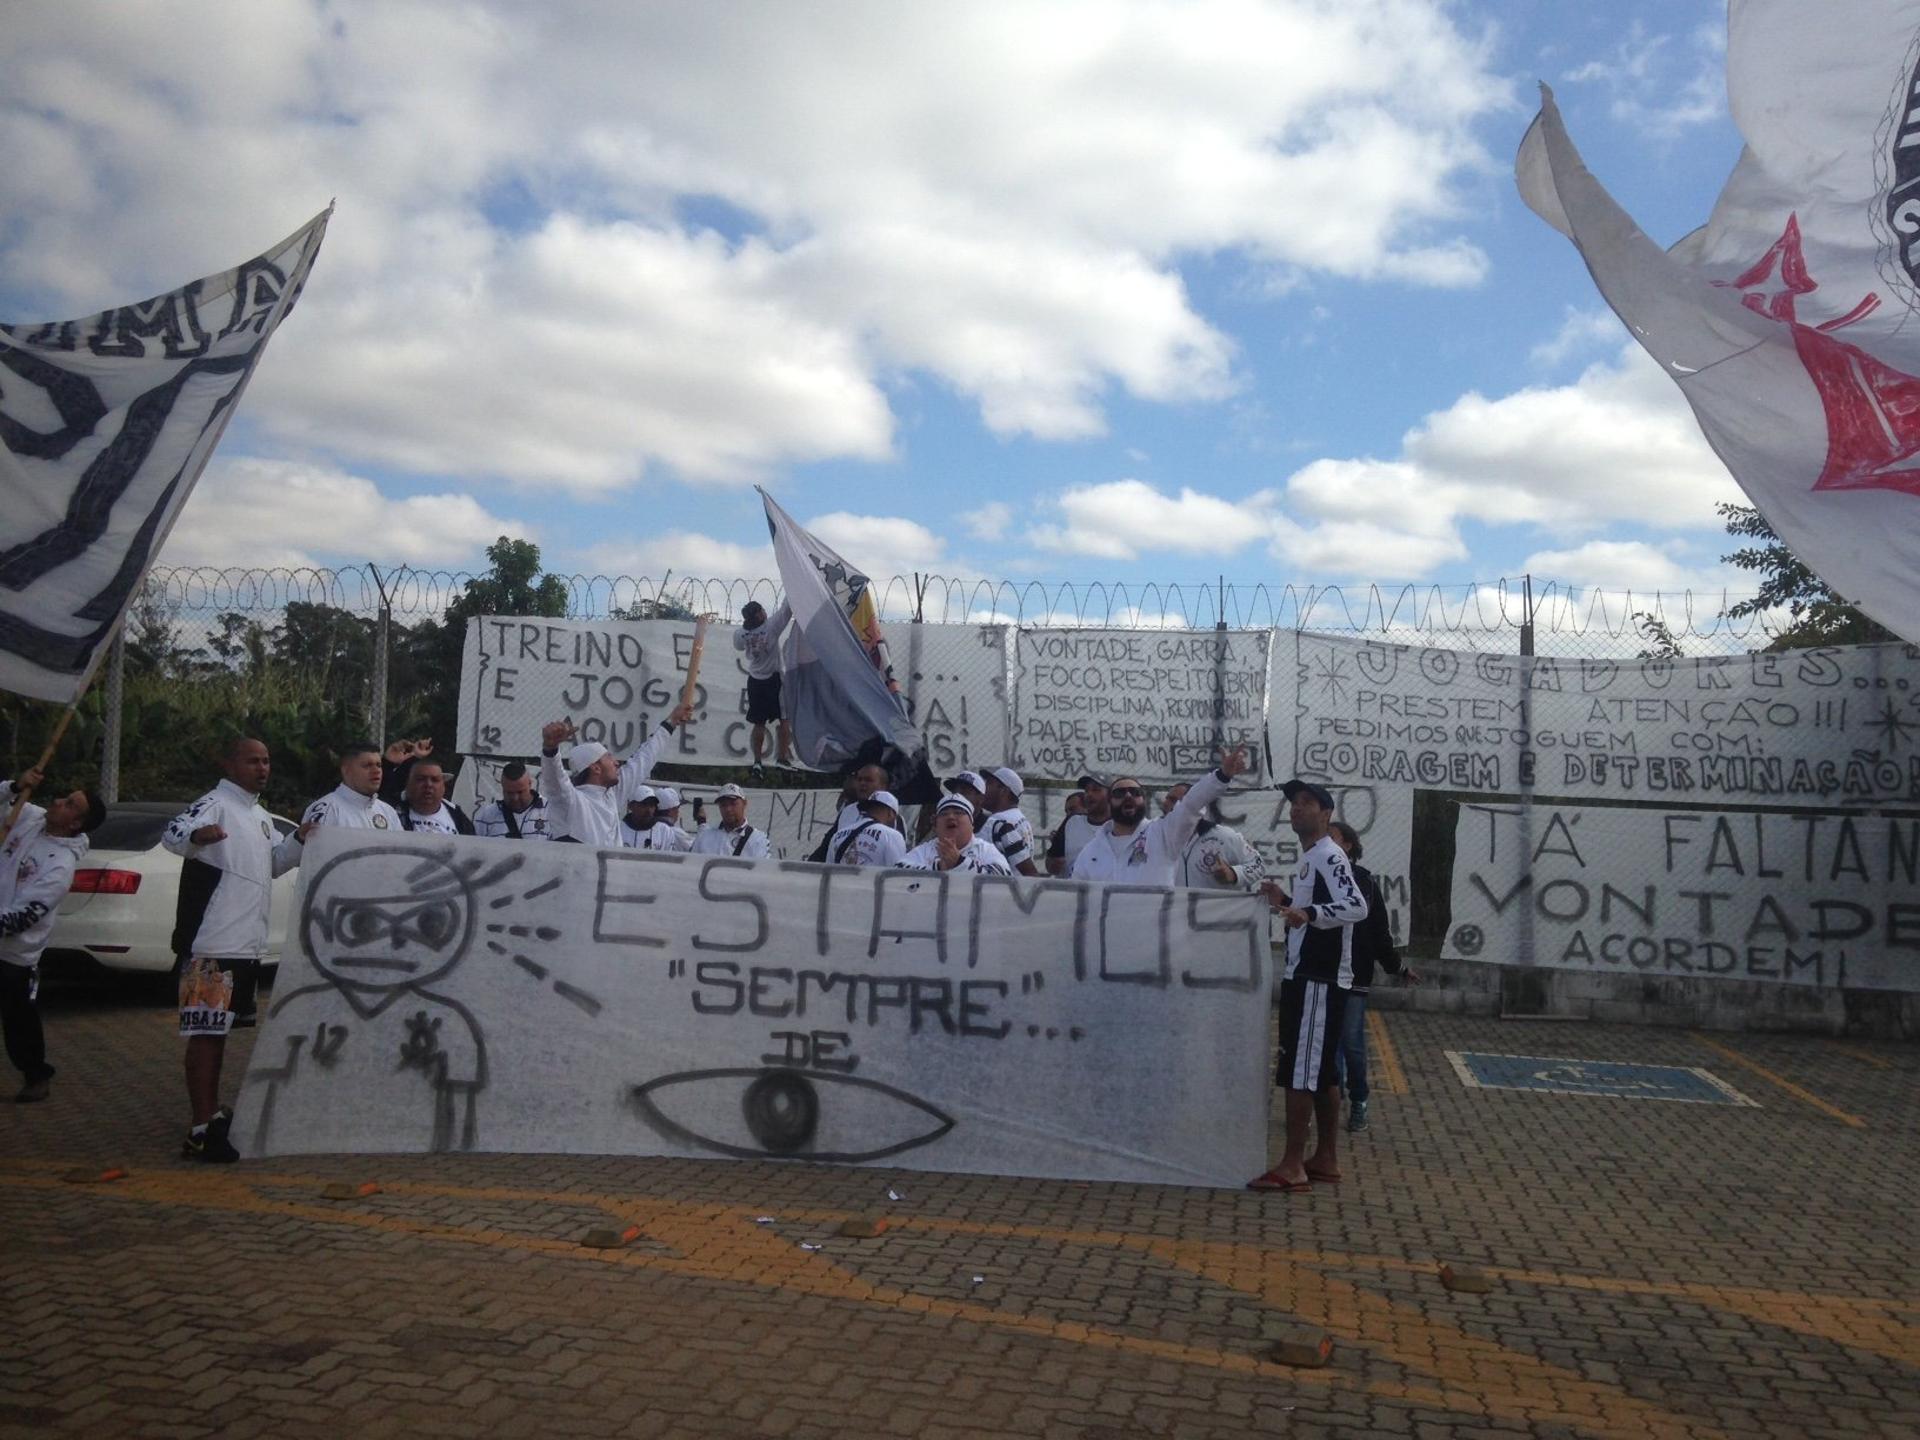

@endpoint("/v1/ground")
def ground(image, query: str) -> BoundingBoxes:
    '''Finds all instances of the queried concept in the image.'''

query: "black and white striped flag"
[0,208,330,702]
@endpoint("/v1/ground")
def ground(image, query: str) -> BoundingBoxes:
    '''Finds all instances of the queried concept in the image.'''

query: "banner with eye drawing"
[234,829,1273,1186]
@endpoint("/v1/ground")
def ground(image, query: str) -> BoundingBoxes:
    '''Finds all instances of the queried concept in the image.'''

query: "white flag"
[1517,3,1920,641]
[759,488,929,783]
[0,209,330,701]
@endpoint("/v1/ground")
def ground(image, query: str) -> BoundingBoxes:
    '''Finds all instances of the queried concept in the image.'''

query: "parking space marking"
[1691,1034,1868,1129]
[1447,1051,1758,1106]
[1366,1007,1408,1096]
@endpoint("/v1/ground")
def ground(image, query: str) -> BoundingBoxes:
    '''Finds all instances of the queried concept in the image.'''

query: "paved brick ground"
[3,977,1917,1439]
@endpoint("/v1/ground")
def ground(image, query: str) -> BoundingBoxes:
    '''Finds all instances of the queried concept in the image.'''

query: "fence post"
[1507,573,1538,1010]
[99,627,125,803]
[368,565,392,749]
[1212,573,1229,760]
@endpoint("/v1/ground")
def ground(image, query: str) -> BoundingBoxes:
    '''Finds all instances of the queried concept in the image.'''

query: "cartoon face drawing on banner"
[303,848,479,994]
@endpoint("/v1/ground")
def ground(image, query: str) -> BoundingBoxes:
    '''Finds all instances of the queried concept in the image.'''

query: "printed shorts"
[745,672,784,724]
[1275,975,1348,1092]
[179,956,261,1038]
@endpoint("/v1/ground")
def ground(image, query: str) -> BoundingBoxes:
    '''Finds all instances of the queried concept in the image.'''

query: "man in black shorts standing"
[164,737,314,1162]
[735,601,792,779]
[1248,779,1368,1194]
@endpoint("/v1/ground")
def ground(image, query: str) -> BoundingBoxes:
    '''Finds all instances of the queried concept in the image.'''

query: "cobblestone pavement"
[4,978,1916,1440]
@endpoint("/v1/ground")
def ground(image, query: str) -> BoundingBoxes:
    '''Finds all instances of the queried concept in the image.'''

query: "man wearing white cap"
[651,787,696,852]
[617,787,662,848]
[899,796,1013,874]
[540,704,692,846]
[828,790,909,867]
[980,767,1038,877]
[691,784,771,859]
[944,770,987,820]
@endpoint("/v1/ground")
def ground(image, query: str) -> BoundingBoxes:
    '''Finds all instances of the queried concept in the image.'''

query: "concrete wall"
[1364,957,1920,1039]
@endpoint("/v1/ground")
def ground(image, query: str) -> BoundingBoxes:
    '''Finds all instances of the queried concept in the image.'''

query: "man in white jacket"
[165,737,314,1162]
[1069,748,1251,886]
[299,743,401,834]
[1161,783,1266,894]
[538,703,692,847]
[691,784,772,859]
[0,768,106,1102]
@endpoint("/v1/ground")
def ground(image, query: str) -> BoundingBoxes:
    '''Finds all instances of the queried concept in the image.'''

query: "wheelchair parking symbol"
[1446,1052,1759,1107]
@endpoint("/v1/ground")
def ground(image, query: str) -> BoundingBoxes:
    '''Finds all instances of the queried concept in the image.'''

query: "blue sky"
[0,0,1754,610]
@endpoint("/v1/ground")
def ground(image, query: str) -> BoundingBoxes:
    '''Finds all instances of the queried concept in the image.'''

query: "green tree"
[1720,503,1896,649]
[407,537,574,749]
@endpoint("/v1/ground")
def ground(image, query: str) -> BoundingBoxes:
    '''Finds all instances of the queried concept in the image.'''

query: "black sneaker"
[182,1123,240,1163]
[1347,1099,1370,1133]
[749,762,766,781]
[15,1077,51,1103]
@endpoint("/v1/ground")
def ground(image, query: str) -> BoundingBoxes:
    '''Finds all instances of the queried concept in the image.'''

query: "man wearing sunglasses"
[1067,747,1251,886]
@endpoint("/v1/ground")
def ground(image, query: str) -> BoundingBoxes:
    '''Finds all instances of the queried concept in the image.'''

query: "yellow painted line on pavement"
[1692,1034,1867,1129]
[1366,1008,1408,1096]
[1831,1043,1893,1071]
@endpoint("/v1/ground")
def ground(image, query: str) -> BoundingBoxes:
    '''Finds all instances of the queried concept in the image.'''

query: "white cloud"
[960,501,1014,542]
[1519,538,1730,594]
[577,531,779,585]
[1033,479,1276,560]
[985,341,1740,582]
[1529,306,1625,368]
[805,512,948,570]
[0,0,1509,491]
[159,458,525,570]
[1563,21,1726,139]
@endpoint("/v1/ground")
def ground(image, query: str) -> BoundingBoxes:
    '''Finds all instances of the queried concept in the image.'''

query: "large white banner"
[457,616,1009,774]
[234,830,1272,1185]
[1443,802,1920,992]
[1270,632,1920,808]
[1011,628,1271,783]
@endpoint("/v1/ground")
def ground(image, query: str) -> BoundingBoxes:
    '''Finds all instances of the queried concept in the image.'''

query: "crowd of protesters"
[2,599,1413,1184]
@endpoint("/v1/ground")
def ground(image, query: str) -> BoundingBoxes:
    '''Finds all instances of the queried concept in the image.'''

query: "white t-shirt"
[898,836,1014,875]
[406,806,462,837]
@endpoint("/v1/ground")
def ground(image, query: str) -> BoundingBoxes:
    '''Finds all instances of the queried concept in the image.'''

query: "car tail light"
[70,868,141,895]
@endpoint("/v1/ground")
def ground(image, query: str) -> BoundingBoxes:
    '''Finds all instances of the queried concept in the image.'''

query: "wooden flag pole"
[0,612,128,851]
[680,615,711,711]
[0,700,83,851]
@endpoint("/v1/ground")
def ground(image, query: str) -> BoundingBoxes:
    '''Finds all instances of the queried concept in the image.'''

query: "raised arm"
[618,701,694,792]
[1159,747,1249,858]
[538,720,580,834]
[765,601,792,642]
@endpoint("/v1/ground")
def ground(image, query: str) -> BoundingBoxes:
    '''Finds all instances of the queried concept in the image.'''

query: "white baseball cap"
[655,786,681,808]
[716,783,746,800]
[630,785,657,804]
[945,770,985,796]
[859,789,901,812]
[984,766,1024,799]
[567,741,610,777]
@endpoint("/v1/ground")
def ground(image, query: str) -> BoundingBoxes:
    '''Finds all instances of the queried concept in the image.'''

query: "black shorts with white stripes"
[1276,975,1348,1092]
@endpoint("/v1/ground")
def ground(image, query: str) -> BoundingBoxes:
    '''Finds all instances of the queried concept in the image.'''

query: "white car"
[43,801,303,977]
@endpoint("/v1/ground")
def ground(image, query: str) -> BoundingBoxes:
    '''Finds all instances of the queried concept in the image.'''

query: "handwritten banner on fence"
[1271,633,1920,808]
[1442,802,1920,991]
[234,830,1273,1184]
[1011,628,1271,783]
[457,617,1009,772]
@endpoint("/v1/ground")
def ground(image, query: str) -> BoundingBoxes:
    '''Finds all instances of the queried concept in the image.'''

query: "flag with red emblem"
[1517,2,1920,640]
